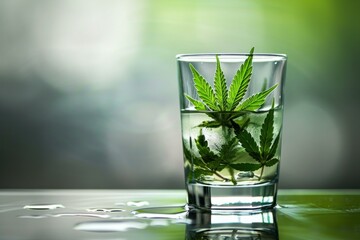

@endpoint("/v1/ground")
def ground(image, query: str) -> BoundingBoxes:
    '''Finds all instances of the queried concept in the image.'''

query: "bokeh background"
[0,0,359,189]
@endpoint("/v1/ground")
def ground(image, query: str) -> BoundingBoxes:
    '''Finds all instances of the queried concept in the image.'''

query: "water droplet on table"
[87,208,125,213]
[52,213,111,218]
[19,215,49,219]
[127,201,149,207]
[74,220,148,232]
[132,206,187,219]
[19,213,110,219]
[23,204,65,210]
[149,219,169,226]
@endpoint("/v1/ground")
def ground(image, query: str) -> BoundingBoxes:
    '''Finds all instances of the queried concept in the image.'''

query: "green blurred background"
[0,0,359,189]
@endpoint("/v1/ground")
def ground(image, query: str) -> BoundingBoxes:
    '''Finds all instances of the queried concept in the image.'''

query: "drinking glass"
[177,52,287,210]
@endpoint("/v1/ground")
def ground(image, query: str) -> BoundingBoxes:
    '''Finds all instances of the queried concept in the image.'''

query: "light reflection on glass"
[186,209,278,240]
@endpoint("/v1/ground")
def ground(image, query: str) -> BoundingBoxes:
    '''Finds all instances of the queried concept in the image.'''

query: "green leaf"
[265,158,279,167]
[260,106,275,158]
[218,137,239,163]
[189,64,218,111]
[267,131,281,160]
[227,47,254,111]
[214,55,228,111]
[235,84,278,111]
[235,129,261,161]
[230,163,262,171]
[185,95,207,111]
[193,168,213,179]
[195,131,218,163]
[207,160,226,172]
[185,94,207,111]
[183,143,207,169]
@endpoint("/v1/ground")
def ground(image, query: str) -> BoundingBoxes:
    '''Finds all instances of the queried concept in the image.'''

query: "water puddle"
[86,208,125,213]
[19,215,48,219]
[74,219,148,232]
[19,213,110,219]
[148,219,169,226]
[127,201,149,207]
[23,204,65,210]
[132,205,187,219]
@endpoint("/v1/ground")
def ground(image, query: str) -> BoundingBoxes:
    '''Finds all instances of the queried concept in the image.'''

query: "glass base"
[186,181,278,210]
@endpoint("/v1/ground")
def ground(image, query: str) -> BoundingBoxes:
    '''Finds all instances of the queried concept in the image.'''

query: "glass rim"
[176,53,287,62]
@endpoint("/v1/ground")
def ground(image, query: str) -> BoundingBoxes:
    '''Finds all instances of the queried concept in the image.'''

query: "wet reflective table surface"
[0,190,359,239]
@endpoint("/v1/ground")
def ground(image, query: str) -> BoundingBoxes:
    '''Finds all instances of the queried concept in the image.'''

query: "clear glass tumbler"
[176,51,287,210]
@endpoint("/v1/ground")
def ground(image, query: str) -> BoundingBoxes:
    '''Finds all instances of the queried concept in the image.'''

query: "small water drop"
[74,220,148,232]
[23,204,65,210]
[87,208,125,213]
[52,213,110,218]
[132,206,187,219]
[127,201,149,207]
[18,215,49,219]
[18,213,110,219]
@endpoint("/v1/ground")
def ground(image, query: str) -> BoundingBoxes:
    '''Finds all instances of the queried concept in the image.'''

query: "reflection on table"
[0,190,359,239]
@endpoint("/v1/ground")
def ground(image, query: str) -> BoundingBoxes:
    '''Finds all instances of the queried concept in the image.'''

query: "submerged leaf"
[260,106,275,158]
[265,158,279,167]
[267,132,281,160]
[193,168,213,179]
[230,163,262,171]
[218,137,240,163]
[195,131,218,163]
[235,129,261,161]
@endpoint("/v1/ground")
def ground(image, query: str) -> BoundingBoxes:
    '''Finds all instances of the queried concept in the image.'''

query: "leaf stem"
[196,148,230,182]
[258,165,265,180]
[213,171,230,182]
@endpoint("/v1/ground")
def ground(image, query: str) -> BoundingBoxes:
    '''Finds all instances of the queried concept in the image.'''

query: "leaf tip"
[250,47,255,55]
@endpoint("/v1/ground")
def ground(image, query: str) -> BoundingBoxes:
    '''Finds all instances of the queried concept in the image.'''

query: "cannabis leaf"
[189,64,218,111]
[235,105,281,179]
[214,55,228,111]
[230,163,262,171]
[194,130,218,163]
[235,129,261,161]
[184,94,207,111]
[185,47,278,129]
[188,131,248,183]
[235,84,278,111]
[260,104,275,157]
[227,47,254,111]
